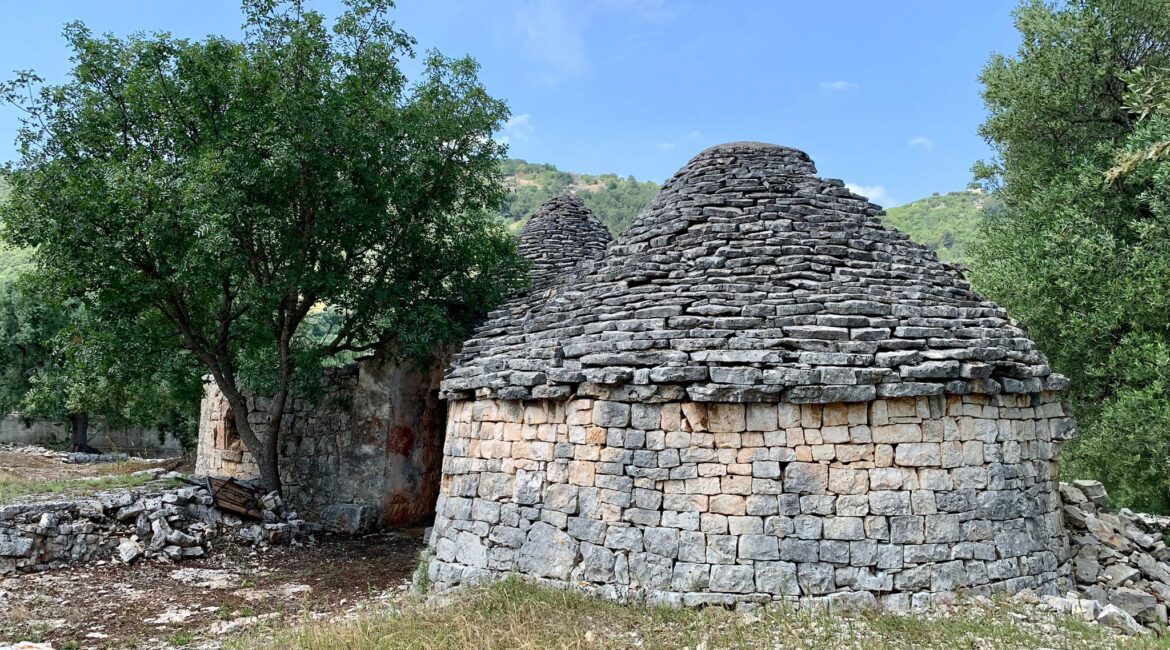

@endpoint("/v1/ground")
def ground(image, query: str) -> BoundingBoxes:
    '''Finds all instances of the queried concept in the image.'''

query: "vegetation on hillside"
[973,0,1170,511]
[0,179,30,285]
[881,190,999,264]
[500,159,659,235]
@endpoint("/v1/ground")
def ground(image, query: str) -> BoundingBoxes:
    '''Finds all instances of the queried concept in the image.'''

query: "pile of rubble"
[1039,479,1170,634]
[0,470,303,576]
[62,451,132,464]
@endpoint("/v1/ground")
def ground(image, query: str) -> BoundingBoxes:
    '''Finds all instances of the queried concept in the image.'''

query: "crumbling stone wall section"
[0,481,301,576]
[429,393,1074,608]
[196,354,445,531]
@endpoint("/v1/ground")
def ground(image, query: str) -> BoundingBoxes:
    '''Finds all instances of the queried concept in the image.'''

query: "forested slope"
[880,190,998,264]
[500,159,659,236]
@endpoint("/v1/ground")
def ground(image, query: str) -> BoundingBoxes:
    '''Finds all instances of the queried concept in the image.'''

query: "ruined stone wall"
[195,354,445,531]
[428,393,1075,608]
[0,480,301,576]
[0,415,181,458]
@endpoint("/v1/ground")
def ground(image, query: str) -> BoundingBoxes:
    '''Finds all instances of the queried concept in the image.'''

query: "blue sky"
[0,0,1022,206]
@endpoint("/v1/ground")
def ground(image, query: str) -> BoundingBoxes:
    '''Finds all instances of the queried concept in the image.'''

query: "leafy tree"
[1,0,525,492]
[0,279,203,452]
[973,0,1170,511]
[0,285,91,449]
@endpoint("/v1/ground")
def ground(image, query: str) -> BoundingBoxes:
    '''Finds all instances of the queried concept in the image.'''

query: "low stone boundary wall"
[1060,479,1170,632]
[0,414,181,458]
[0,474,303,576]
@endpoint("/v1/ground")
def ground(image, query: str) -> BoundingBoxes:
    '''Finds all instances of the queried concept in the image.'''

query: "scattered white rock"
[169,567,239,589]
[1097,603,1148,635]
[116,538,143,564]
[235,583,312,601]
[147,607,196,625]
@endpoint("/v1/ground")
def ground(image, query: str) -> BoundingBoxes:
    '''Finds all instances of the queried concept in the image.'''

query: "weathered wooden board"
[206,476,263,519]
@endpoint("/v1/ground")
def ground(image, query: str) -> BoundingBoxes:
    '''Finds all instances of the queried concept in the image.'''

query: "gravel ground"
[0,525,426,649]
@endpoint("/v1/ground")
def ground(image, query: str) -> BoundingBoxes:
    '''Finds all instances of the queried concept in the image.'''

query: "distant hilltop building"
[426,142,1075,608]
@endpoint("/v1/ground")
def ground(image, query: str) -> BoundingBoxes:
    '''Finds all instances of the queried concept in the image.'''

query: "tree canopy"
[974,0,1170,511]
[1,0,526,491]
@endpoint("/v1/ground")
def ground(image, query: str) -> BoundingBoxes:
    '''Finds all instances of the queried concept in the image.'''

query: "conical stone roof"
[517,194,613,291]
[443,142,1064,403]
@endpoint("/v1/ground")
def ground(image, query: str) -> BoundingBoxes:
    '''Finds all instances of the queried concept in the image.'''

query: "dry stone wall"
[428,392,1074,608]
[0,415,180,458]
[0,476,301,576]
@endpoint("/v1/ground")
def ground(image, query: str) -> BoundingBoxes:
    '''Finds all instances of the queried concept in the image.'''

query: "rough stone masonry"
[425,142,1076,608]
[0,471,302,576]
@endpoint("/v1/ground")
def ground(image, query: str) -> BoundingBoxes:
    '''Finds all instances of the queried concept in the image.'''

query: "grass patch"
[0,472,155,504]
[227,578,1170,650]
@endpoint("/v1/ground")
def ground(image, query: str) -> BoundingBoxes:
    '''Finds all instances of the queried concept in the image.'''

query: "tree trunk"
[259,389,289,496]
[68,411,98,454]
[219,388,283,496]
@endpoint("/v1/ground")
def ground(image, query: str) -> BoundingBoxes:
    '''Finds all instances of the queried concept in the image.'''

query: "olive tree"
[974,0,1170,510]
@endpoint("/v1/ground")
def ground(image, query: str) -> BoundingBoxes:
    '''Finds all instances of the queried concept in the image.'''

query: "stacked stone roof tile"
[517,194,613,291]
[443,142,1064,403]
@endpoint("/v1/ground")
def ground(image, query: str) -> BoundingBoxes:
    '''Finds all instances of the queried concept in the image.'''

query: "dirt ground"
[0,447,180,483]
[0,445,427,649]
[0,529,426,649]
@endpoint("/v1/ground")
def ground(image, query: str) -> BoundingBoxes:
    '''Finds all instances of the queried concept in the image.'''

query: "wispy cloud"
[845,183,899,208]
[657,130,702,152]
[819,80,859,92]
[510,0,681,85]
[596,0,680,22]
[909,136,934,151]
[499,113,535,145]
[514,1,587,83]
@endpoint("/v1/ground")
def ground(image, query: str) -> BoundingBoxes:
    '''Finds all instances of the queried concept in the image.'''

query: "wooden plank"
[207,476,263,519]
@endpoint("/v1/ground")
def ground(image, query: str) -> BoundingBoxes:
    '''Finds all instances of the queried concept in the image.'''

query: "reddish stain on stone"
[385,425,415,456]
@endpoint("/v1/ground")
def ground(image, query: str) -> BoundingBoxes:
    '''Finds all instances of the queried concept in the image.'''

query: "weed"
[0,473,155,505]
[411,550,431,593]
[224,578,1170,650]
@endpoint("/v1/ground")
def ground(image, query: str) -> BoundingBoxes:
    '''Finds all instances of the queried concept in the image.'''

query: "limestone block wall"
[428,393,1076,608]
[196,354,445,530]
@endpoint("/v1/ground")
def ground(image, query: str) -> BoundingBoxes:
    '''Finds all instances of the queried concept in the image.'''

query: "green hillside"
[500,159,659,236]
[880,190,999,264]
[0,177,34,285]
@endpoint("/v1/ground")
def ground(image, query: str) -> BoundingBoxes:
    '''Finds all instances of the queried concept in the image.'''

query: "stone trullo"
[427,141,1076,609]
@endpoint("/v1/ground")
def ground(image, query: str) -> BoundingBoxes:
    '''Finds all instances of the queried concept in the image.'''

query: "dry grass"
[0,467,167,504]
[0,447,175,505]
[228,578,1170,650]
